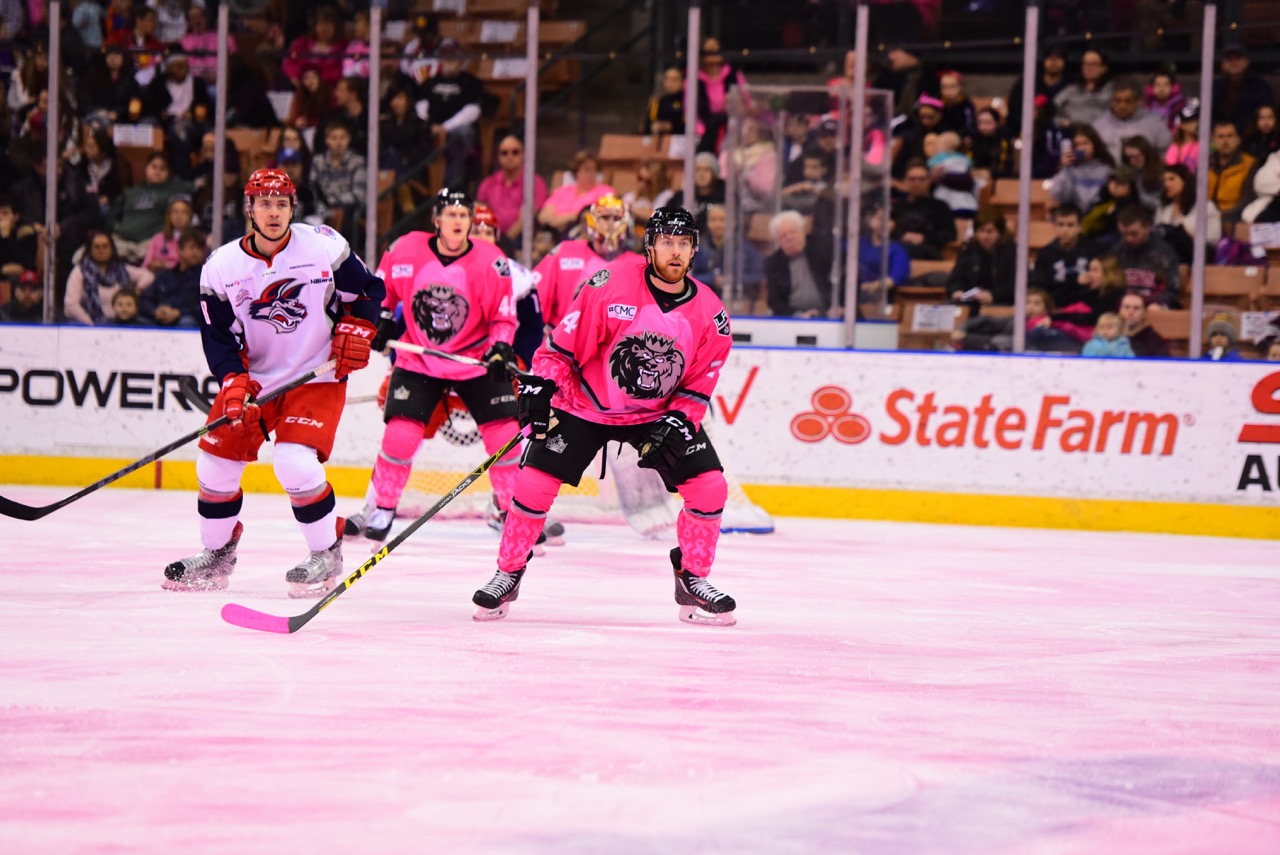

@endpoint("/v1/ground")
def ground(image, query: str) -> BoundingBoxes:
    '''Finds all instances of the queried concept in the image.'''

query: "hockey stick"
[179,377,377,414]
[0,360,338,521]
[387,339,484,366]
[220,430,524,634]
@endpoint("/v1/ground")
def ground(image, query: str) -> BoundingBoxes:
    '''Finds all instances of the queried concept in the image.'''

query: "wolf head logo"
[249,278,308,332]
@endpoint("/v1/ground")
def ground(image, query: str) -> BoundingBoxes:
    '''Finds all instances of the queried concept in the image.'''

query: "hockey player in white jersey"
[162,168,385,597]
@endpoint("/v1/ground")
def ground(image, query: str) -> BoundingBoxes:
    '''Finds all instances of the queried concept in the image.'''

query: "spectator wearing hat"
[107,6,165,87]
[0,195,38,280]
[1053,49,1114,129]
[1006,44,1068,133]
[1165,101,1200,172]
[1,270,44,323]
[1093,80,1171,166]
[891,158,956,260]
[1212,45,1276,136]
[667,152,726,230]
[420,38,485,190]
[891,93,944,181]
[282,6,347,89]
[1203,315,1244,361]
[142,51,213,179]
[402,13,441,86]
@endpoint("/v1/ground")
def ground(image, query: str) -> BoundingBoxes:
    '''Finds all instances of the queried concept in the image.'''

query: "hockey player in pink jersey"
[471,207,738,626]
[342,189,524,542]
[533,193,643,330]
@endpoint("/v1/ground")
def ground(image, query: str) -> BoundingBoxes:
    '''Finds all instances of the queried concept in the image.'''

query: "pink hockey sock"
[479,418,523,511]
[497,468,562,572]
[371,417,424,508]
[675,471,728,576]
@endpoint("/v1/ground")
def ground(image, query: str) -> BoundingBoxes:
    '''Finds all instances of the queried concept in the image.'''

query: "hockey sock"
[497,468,562,572]
[479,417,523,511]
[274,442,339,551]
[675,471,728,576]
[291,483,339,551]
[372,417,424,508]
[196,451,247,549]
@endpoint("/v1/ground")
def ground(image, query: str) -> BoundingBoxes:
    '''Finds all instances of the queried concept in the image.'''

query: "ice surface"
[1,485,1278,854]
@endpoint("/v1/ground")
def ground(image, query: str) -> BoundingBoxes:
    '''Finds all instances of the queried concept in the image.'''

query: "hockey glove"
[331,316,377,380]
[219,373,262,435]
[371,308,398,353]
[515,375,558,440]
[483,341,517,383]
[637,411,696,473]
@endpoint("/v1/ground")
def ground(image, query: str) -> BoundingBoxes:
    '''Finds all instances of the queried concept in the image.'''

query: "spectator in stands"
[311,119,366,244]
[152,0,186,44]
[1156,163,1220,263]
[1262,336,1280,361]
[109,6,164,87]
[927,130,977,218]
[891,158,956,260]
[422,38,485,191]
[191,131,242,236]
[225,56,280,128]
[621,159,674,226]
[0,270,43,323]
[102,0,130,43]
[7,41,47,117]
[644,66,689,136]
[1079,255,1127,320]
[764,209,835,318]
[0,195,38,280]
[1051,123,1115,213]
[937,70,976,139]
[287,65,333,131]
[316,76,369,157]
[1244,151,1280,224]
[1144,68,1186,132]
[1165,102,1200,171]
[691,204,763,308]
[1121,136,1165,210]
[374,42,417,114]
[875,43,930,120]
[1117,291,1169,356]
[342,9,371,79]
[108,151,195,264]
[1113,204,1180,307]
[1093,80,1171,165]
[476,133,546,249]
[857,199,909,309]
[64,230,154,325]
[1054,49,1114,129]
[781,149,832,217]
[968,107,1013,181]
[1243,105,1280,164]
[182,3,233,88]
[538,150,613,237]
[946,207,1016,308]
[108,288,146,325]
[268,126,311,174]
[143,52,212,179]
[140,194,193,273]
[282,6,346,89]
[140,227,203,326]
[1212,44,1276,135]
[77,127,129,221]
[696,37,748,153]
[891,93,944,181]
[1081,168,1142,246]
[1006,43,1068,134]
[1208,120,1258,224]
[72,0,104,53]
[1030,94,1070,179]
[725,115,779,215]
[380,80,430,174]
[1031,203,1094,306]
[1081,311,1134,357]
[401,13,441,87]
[1202,314,1243,361]
[12,141,95,289]
[781,113,813,183]
[78,44,142,126]
[17,88,80,162]
[668,151,726,229]
[279,149,324,225]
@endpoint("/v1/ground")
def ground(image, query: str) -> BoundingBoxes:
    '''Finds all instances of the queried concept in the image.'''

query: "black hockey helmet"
[433,187,474,217]
[644,206,699,253]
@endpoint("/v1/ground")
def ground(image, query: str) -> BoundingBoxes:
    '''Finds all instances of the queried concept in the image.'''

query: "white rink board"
[2,327,1279,506]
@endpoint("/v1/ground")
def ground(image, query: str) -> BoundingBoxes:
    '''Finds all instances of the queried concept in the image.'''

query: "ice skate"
[472,568,524,621]
[542,517,566,547]
[343,502,374,537]
[162,522,243,591]
[285,537,343,599]
[670,547,736,627]
[485,496,548,554]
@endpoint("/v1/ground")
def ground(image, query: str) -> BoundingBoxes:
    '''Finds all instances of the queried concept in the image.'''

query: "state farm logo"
[790,386,871,444]
[1236,370,1280,492]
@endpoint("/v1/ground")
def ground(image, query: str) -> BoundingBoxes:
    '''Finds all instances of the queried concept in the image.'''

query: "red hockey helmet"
[243,168,298,210]
[473,202,499,231]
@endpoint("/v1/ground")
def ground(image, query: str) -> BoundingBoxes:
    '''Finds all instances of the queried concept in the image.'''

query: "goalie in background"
[471,207,738,627]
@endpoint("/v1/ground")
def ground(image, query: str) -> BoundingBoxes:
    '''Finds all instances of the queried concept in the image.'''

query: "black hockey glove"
[371,308,399,354]
[637,411,696,473]
[483,341,517,383]
[515,375,558,439]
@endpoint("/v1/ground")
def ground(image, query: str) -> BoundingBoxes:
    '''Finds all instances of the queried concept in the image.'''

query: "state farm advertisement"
[710,349,1280,506]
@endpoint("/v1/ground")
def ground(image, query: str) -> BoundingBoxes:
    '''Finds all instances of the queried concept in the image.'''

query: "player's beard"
[652,254,690,284]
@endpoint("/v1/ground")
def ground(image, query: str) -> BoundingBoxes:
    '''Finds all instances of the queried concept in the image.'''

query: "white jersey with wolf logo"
[199,223,383,390]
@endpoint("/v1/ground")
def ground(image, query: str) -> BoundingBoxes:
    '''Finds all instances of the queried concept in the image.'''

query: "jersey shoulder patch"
[585,268,610,289]
[492,256,511,277]
[713,308,731,336]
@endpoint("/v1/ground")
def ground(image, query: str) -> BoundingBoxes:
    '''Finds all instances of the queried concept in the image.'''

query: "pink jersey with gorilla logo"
[533,239,644,329]
[377,232,516,381]
[533,255,732,428]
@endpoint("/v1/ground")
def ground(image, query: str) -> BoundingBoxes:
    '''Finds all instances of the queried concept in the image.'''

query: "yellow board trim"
[4,455,1276,541]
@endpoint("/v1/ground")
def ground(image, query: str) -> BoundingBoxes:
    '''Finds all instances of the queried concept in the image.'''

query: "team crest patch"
[608,331,686,399]
[393,385,411,400]
[559,257,584,270]
[492,256,511,277]
[314,225,337,238]
[249,278,308,332]
[392,264,414,278]
[585,269,611,289]
[411,284,470,345]
[546,435,567,453]
[713,308,731,336]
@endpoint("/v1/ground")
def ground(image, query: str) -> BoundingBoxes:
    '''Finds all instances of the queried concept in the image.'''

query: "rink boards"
[1,326,1278,539]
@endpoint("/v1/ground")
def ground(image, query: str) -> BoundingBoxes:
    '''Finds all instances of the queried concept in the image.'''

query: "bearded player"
[162,168,385,597]
[471,207,737,627]
[534,193,643,331]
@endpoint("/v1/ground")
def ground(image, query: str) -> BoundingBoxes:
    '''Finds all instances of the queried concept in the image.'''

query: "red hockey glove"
[331,316,377,380]
[220,373,262,435]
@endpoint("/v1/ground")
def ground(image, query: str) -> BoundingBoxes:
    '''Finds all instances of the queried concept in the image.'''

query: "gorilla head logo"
[609,331,686,399]
[411,284,470,345]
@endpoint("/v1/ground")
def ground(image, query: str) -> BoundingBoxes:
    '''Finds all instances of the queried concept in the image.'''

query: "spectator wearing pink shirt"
[537,150,614,237]
[477,134,548,247]
[181,4,235,87]
[696,37,748,153]
[282,7,347,89]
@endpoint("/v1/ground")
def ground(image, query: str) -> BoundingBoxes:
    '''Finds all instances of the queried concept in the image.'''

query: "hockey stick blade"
[0,360,337,521]
[220,431,524,634]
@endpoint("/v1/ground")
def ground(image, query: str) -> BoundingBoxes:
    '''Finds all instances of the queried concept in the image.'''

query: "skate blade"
[472,602,510,622]
[162,576,229,592]
[679,605,736,627]
[288,577,339,600]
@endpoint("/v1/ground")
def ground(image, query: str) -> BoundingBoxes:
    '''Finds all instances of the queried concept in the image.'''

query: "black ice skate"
[345,504,395,542]
[163,522,243,591]
[472,568,524,621]
[670,547,737,627]
[286,537,343,599]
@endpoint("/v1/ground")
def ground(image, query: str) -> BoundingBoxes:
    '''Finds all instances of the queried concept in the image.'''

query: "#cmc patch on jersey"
[392,264,414,278]
[714,308,731,336]
[559,257,584,270]
[492,256,511,277]
[585,269,610,289]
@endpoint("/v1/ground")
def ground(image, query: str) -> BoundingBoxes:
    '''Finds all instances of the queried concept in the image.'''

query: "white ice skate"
[286,538,343,599]
[670,548,737,627]
[162,522,243,591]
[472,568,524,621]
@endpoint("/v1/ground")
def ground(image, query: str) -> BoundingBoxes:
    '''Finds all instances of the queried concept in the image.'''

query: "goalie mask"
[584,194,633,254]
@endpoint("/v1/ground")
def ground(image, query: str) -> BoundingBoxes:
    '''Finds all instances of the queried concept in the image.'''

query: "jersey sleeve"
[321,225,385,325]
[670,301,732,428]
[375,238,404,314]
[484,250,517,348]
[541,268,609,376]
[533,251,560,328]
[197,255,247,382]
